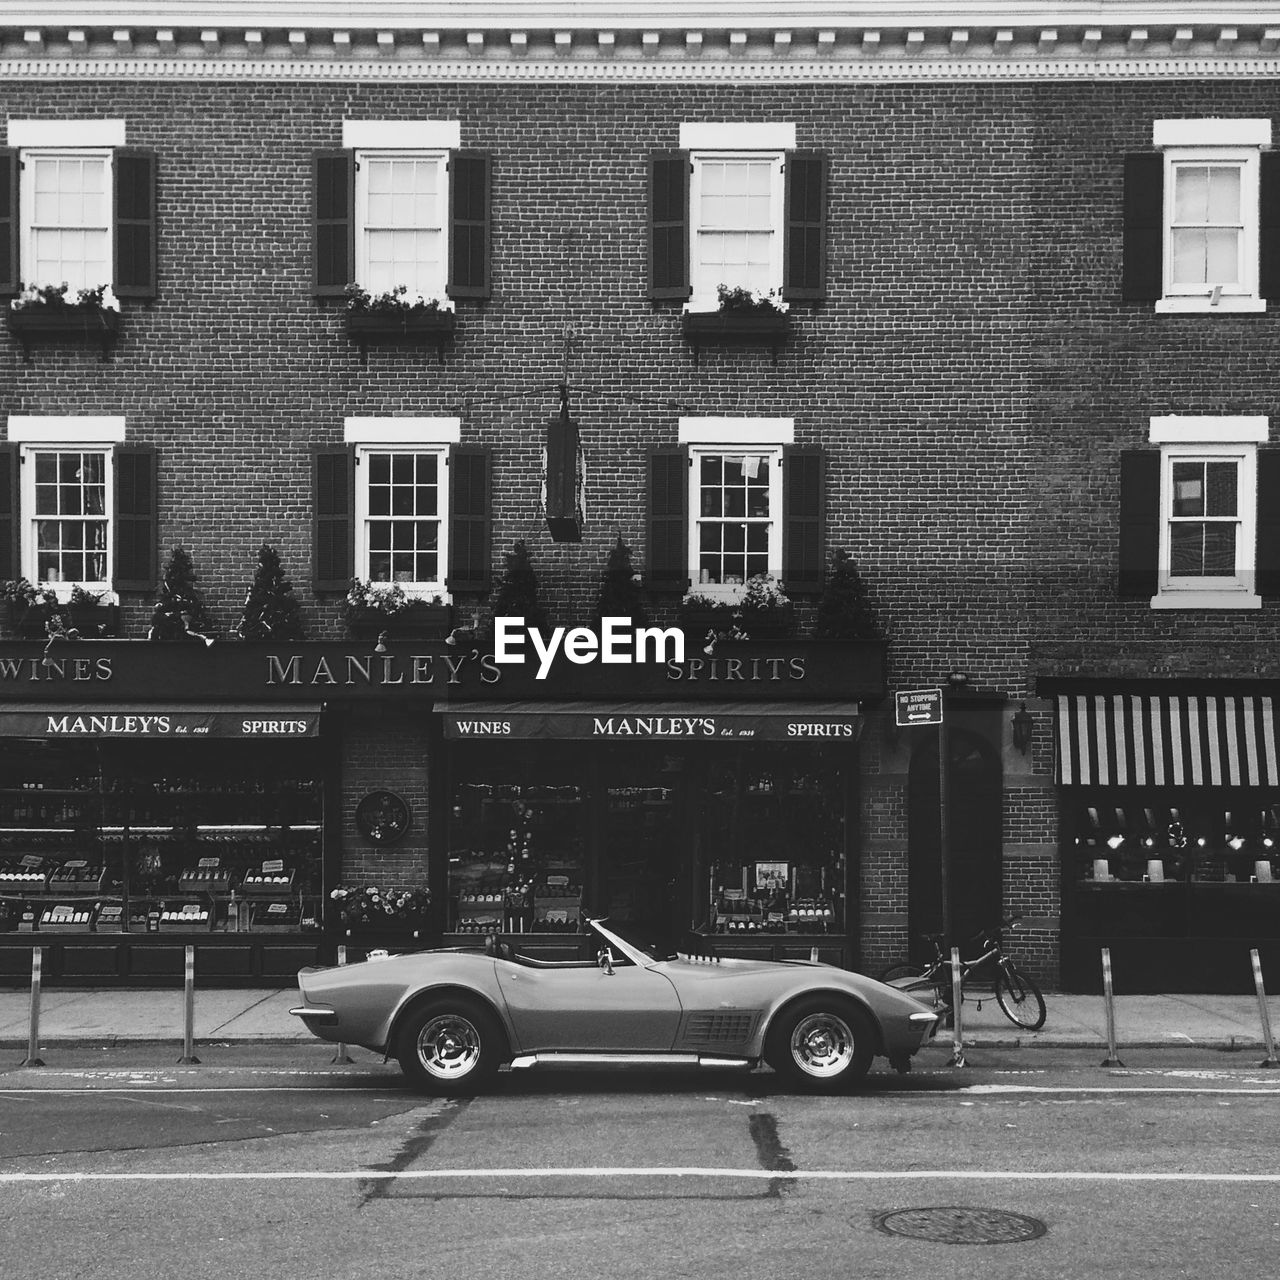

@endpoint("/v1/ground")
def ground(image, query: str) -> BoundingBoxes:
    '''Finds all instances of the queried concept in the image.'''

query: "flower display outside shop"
[681,573,793,646]
[714,283,789,316]
[9,282,121,314]
[331,885,431,932]
[343,283,445,316]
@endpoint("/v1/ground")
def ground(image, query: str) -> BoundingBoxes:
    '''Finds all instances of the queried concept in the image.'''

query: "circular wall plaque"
[355,790,411,844]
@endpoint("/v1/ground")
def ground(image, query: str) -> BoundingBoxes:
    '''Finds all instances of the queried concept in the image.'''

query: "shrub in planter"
[235,544,306,641]
[814,550,881,640]
[593,536,650,630]
[148,547,216,643]
[489,540,548,633]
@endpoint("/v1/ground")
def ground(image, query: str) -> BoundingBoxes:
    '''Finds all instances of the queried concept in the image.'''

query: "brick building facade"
[1,3,1278,990]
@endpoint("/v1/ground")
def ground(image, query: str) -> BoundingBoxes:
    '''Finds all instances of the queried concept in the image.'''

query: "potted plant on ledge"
[2,580,120,638]
[679,574,794,649]
[343,284,456,363]
[6,283,121,362]
[341,579,452,641]
[681,285,792,362]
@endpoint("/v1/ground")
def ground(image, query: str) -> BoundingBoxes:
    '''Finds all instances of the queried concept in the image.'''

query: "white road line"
[0,1169,1279,1184]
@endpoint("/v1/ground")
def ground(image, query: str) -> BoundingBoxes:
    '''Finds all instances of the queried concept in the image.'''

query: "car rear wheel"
[765,996,876,1093]
[396,998,505,1095]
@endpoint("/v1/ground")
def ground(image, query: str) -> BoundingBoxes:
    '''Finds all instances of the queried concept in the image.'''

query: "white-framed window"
[1149,415,1266,608]
[680,417,792,599]
[21,445,113,594]
[346,418,458,599]
[21,149,113,293]
[681,123,794,313]
[1153,120,1271,314]
[344,121,459,307]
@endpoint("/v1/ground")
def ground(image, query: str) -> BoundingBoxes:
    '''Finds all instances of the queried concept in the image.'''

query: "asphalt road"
[0,1044,1278,1280]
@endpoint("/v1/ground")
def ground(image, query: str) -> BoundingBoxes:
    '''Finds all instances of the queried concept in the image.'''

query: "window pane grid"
[361,155,443,298]
[1168,459,1241,579]
[31,450,108,585]
[695,454,773,585]
[693,156,777,296]
[363,451,441,585]
[27,154,110,290]
[1171,163,1243,286]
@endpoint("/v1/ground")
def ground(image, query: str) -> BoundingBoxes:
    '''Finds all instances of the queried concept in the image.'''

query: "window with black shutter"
[312,151,354,297]
[0,149,17,296]
[113,148,157,300]
[312,447,354,591]
[782,446,825,593]
[783,151,828,302]
[648,151,690,301]
[647,448,689,591]
[447,446,492,594]
[1257,447,1280,595]
[1122,153,1163,303]
[1118,450,1161,598]
[113,445,157,591]
[0,444,20,580]
[448,151,491,300]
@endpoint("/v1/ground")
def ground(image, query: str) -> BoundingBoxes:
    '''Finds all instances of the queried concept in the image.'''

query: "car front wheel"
[396,998,505,1095]
[765,997,876,1093]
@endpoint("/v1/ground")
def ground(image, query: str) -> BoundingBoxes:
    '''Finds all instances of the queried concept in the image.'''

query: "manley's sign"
[0,639,885,704]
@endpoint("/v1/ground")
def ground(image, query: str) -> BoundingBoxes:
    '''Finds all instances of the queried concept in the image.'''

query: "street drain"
[874,1207,1047,1245]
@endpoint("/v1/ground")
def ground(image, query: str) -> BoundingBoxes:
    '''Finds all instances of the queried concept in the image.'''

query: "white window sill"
[1155,296,1266,314]
[1149,591,1261,610]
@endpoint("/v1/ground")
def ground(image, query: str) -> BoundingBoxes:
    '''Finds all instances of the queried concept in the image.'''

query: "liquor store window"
[0,737,326,936]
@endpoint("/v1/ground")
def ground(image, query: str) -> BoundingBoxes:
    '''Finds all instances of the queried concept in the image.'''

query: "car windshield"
[595,920,678,962]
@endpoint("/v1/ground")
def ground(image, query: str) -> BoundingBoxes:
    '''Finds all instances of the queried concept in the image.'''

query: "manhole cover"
[874,1207,1047,1245]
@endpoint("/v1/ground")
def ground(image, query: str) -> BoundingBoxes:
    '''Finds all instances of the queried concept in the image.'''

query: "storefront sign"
[0,705,322,738]
[442,701,862,740]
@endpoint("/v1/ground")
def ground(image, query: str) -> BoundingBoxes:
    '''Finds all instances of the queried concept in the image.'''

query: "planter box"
[346,602,452,641]
[679,603,795,641]
[345,310,456,364]
[681,309,792,364]
[6,307,121,363]
[8,601,120,638]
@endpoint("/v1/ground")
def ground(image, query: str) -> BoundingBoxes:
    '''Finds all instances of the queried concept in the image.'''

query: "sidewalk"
[0,986,1274,1053]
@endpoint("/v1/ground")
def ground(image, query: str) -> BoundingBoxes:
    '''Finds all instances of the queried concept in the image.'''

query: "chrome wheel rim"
[790,1011,855,1078]
[417,1013,482,1080]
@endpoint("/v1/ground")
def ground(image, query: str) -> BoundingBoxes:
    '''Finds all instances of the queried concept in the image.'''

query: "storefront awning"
[0,705,323,739]
[441,701,863,741]
[1056,693,1280,787]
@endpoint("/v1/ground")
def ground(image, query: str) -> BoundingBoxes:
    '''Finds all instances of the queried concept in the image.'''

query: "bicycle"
[880,917,1047,1031]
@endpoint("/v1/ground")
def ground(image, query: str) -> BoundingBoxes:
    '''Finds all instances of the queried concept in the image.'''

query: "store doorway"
[907,728,1002,957]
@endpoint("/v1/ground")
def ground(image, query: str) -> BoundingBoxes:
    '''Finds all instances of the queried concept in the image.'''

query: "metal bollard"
[1100,947,1124,1067]
[946,945,966,1068]
[1250,949,1278,1069]
[331,945,353,1064]
[178,945,200,1065]
[21,947,45,1067]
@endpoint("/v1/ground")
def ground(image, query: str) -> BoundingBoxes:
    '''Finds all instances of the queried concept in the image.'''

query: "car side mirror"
[597,947,615,976]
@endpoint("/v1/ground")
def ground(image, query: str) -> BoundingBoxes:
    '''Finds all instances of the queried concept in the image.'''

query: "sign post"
[894,689,950,943]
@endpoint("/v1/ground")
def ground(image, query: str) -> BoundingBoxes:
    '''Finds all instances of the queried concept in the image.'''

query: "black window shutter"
[313,446,354,591]
[448,151,491,300]
[113,445,157,591]
[647,448,689,591]
[648,151,691,301]
[447,446,492,593]
[1256,447,1280,595]
[783,151,828,302]
[782,446,825,593]
[113,148,157,300]
[0,444,20,579]
[1259,152,1280,302]
[1122,153,1164,302]
[313,151,354,297]
[1118,449,1161,598]
[0,148,17,296]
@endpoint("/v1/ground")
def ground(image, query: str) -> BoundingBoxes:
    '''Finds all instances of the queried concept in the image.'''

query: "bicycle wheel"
[879,962,927,983]
[994,965,1046,1030]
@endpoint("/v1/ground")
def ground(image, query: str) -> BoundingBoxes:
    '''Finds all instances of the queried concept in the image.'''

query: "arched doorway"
[907,727,1002,957]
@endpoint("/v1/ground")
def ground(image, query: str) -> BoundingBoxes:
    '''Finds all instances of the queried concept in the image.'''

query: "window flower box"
[331,885,431,937]
[680,575,795,644]
[2,583,120,638]
[342,285,456,364]
[681,287,791,364]
[7,289,121,364]
[341,579,452,641]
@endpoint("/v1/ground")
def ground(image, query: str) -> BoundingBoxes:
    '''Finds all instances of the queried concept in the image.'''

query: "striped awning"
[1056,693,1280,787]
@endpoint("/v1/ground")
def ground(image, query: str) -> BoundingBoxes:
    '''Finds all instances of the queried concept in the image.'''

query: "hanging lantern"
[545,391,584,542]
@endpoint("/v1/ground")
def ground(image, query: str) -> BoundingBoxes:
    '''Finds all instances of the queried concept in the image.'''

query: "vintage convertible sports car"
[292,918,940,1094]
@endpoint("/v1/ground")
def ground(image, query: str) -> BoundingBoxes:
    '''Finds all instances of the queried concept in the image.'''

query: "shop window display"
[0,740,325,935]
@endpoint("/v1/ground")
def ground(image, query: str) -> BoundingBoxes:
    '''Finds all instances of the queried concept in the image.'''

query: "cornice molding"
[2,54,1280,82]
[4,9,1280,78]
